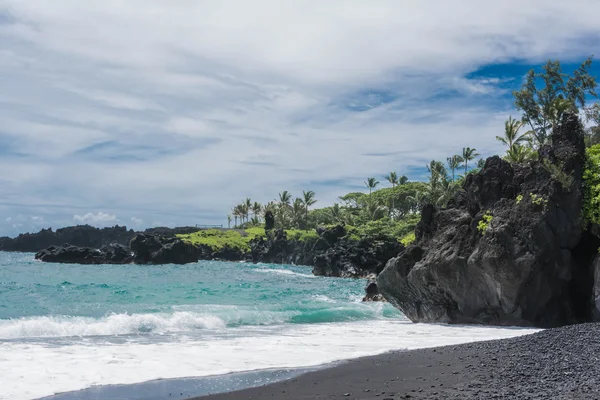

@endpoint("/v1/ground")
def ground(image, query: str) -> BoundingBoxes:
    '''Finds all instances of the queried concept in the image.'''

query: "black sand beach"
[194,323,600,400]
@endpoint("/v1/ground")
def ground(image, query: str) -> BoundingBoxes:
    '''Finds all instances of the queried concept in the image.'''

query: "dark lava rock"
[362,280,386,302]
[313,236,404,278]
[1,225,136,253]
[248,225,403,278]
[35,243,133,264]
[378,112,599,327]
[130,234,199,265]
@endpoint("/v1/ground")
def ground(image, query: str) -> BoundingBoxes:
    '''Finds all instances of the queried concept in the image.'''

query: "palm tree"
[362,199,387,221]
[244,198,252,221]
[505,144,535,163]
[407,190,426,213]
[232,205,242,227]
[227,215,232,229]
[291,198,305,228]
[278,191,292,207]
[252,202,262,221]
[302,190,317,229]
[385,172,398,216]
[385,172,398,188]
[462,147,479,175]
[496,116,530,149]
[327,203,344,224]
[398,175,409,185]
[364,177,379,196]
[446,155,463,182]
[477,158,486,169]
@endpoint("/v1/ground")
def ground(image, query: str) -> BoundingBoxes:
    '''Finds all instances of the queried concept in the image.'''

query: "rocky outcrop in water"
[362,281,386,302]
[35,243,133,264]
[36,234,201,265]
[378,112,600,328]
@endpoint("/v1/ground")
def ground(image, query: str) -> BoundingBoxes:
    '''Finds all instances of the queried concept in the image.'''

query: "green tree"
[244,198,252,222]
[385,172,398,217]
[252,202,262,220]
[364,177,380,196]
[291,198,306,228]
[278,191,292,207]
[462,147,479,175]
[505,144,536,163]
[446,155,463,182]
[513,56,598,146]
[398,175,409,185]
[227,215,232,229]
[302,190,317,229]
[496,116,530,149]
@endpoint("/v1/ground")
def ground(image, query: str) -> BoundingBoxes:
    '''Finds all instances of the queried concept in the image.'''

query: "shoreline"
[191,323,600,400]
[37,366,330,400]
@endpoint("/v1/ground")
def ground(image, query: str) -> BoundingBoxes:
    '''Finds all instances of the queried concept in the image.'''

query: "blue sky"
[1,0,599,236]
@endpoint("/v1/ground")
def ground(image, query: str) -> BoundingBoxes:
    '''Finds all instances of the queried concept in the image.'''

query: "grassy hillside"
[177,227,319,252]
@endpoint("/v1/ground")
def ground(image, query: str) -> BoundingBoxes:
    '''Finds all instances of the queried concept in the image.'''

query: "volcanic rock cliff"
[378,113,600,328]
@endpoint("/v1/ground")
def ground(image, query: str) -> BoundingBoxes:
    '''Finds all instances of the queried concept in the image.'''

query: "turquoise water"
[0,252,399,330]
[0,252,539,400]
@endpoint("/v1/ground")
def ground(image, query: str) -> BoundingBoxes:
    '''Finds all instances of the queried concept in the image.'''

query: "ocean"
[0,251,539,400]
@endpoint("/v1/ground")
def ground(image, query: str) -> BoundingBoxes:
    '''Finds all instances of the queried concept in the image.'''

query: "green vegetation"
[213,57,599,246]
[584,144,600,225]
[530,193,548,209]
[541,159,575,190]
[516,194,524,205]
[513,56,598,147]
[400,232,416,247]
[477,211,493,235]
[178,227,318,253]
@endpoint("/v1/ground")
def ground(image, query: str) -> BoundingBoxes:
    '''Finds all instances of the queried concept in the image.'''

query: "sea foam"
[0,320,540,400]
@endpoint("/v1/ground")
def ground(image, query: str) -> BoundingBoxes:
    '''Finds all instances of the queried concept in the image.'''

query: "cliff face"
[378,113,600,328]
[249,226,404,278]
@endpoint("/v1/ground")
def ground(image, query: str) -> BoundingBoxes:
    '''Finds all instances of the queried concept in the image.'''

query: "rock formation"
[1,225,201,253]
[249,226,403,278]
[36,234,200,265]
[378,112,600,327]
[35,243,133,264]
[130,234,199,264]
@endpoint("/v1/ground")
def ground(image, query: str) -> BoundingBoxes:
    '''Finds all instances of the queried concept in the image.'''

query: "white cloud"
[0,1,598,236]
[73,212,118,224]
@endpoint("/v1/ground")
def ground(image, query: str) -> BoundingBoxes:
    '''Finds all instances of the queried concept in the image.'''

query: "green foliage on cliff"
[477,211,493,235]
[345,214,420,242]
[400,232,416,246]
[584,144,600,225]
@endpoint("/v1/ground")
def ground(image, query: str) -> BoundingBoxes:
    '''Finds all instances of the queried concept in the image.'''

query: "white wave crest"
[254,268,315,278]
[0,312,226,339]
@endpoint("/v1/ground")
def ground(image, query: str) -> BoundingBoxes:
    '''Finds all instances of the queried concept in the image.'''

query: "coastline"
[191,323,600,400]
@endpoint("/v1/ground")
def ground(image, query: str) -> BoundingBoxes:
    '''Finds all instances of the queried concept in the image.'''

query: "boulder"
[362,280,386,302]
[378,112,593,327]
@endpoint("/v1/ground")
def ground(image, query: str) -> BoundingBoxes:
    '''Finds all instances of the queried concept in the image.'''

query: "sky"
[1,0,600,236]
